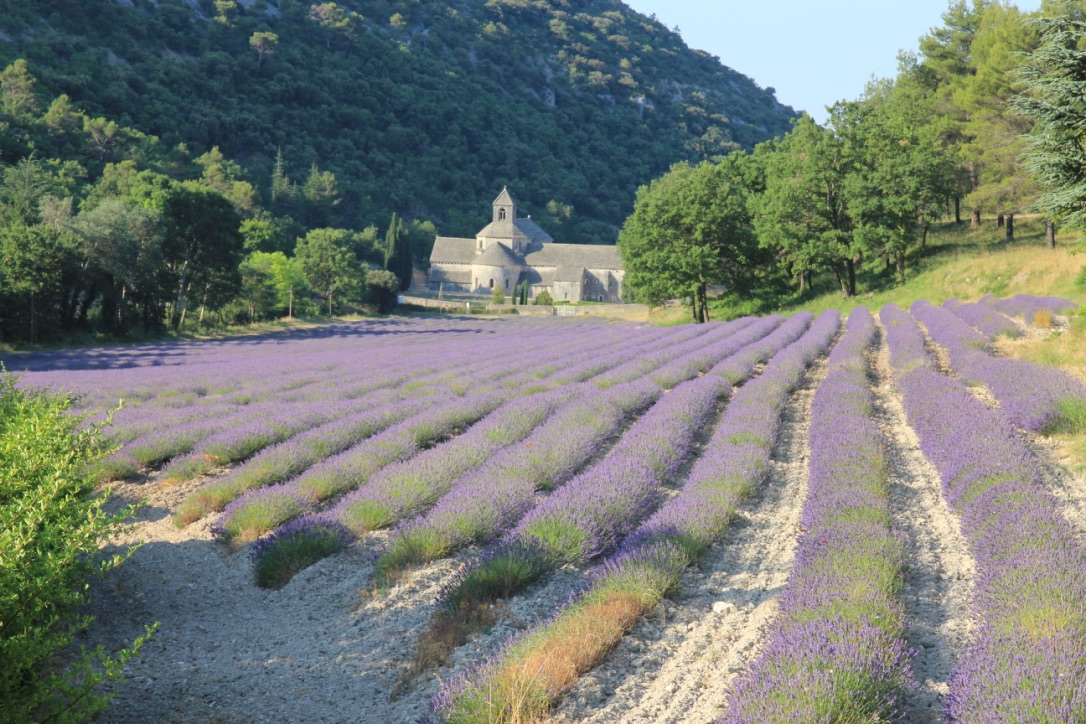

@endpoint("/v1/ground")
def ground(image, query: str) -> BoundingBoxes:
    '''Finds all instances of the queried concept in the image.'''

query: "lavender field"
[7,298,1086,723]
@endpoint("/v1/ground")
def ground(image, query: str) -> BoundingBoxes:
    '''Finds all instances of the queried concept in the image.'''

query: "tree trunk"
[1005,213,1014,242]
[954,197,961,225]
[798,272,806,294]
[971,208,981,228]
[997,214,1004,229]
[921,223,930,252]
[846,258,857,298]
[1046,219,1056,249]
[172,259,191,331]
[690,296,698,323]
[834,266,849,298]
[896,251,906,284]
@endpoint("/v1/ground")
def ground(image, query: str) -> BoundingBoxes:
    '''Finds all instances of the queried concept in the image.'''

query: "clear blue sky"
[622,0,1042,123]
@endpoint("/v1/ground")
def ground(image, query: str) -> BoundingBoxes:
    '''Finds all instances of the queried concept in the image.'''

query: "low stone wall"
[398,295,648,321]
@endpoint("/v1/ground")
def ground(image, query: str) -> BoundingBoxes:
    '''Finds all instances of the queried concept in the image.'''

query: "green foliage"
[383,212,413,292]
[0,0,793,241]
[619,157,764,321]
[366,268,399,313]
[1015,16,1086,248]
[0,373,154,722]
[490,285,506,305]
[533,289,554,306]
[295,227,363,315]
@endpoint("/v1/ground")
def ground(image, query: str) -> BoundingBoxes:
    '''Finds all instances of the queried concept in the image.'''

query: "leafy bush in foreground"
[0,373,153,722]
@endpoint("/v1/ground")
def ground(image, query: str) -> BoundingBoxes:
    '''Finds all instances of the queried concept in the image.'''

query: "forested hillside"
[0,0,794,239]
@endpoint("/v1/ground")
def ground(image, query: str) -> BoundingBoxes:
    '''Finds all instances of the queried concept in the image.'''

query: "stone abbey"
[428,188,625,303]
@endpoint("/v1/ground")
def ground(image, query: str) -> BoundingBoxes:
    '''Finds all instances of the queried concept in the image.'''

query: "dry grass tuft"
[1033,309,1053,329]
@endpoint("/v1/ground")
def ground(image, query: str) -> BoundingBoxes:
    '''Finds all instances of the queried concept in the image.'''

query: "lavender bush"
[724,307,913,721]
[883,304,1086,721]
[434,311,841,721]
[947,300,1021,339]
[910,299,1086,431]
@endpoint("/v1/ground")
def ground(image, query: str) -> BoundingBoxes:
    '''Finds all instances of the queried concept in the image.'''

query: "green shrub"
[0,373,154,722]
[533,290,554,306]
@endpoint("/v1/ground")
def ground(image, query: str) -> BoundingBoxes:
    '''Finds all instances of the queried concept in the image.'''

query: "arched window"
[599,295,604,302]
[498,209,507,220]
[489,278,495,289]
[478,240,483,250]
[504,279,509,290]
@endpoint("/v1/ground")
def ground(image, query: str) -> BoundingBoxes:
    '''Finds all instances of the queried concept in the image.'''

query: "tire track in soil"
[871,318,977,723]
[551,349,826,724]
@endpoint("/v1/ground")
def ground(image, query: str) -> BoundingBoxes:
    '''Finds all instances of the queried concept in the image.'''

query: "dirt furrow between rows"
[551,353,826,723]
[871,319,977,723]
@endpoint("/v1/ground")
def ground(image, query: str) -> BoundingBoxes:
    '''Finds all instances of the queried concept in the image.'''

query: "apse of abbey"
[427,188,625,303]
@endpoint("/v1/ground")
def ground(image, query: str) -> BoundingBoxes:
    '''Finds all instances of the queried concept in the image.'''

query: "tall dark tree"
[1014,16,1086,249]
[383,213,413,292]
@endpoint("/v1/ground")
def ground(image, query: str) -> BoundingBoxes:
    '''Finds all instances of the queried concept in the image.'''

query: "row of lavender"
[182,320,741,531]
[103,318,650,483]
[911,299,1086,431]
[246,315,788,585]
[432,311,841,721]
[882,303,1086,720]
[724,308,912,720]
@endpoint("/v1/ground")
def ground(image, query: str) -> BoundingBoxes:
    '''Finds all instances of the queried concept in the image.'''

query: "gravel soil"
[551,351,826,723]
[871,320,977,722]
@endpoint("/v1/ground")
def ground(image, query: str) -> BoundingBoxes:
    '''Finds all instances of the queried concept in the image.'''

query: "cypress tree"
[384,213,413,291]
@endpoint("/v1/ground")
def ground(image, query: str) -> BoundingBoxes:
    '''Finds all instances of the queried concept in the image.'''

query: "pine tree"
[1014,16,1086,247]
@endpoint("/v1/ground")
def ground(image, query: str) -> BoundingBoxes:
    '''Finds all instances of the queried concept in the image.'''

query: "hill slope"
[0,0,795,239]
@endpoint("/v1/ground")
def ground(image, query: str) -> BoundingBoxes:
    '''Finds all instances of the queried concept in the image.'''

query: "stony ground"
[79,327,1084,723]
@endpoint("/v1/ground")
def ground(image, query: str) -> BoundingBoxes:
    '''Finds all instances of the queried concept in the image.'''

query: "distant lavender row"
[377,313,806,581]
[183,391,504,529]
[882,303,1086,721]
[199,394,442,538]
[373,379,663,581]
[590,317,753,388]
[910,300,1086,431]
[649,315,785,389]
[433,310,841,721]
[327,385,582,534]
[724,308,912,721]
[439,373,730,613]
[244,324,732,569]
[981,292,1078,324]
[147,323,636,481]
[946,300,1020,339]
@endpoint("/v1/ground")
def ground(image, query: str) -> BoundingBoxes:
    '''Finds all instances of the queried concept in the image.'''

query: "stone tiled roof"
[493,187,517,208]
[474,242,523,268]
[477,218,531,241]
[515,217,554,243]
[524,243,622,271]
[553,265,587,282]
[430,237,477,264]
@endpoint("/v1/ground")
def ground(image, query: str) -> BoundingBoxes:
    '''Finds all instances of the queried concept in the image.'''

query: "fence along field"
[6,296,1085,722]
